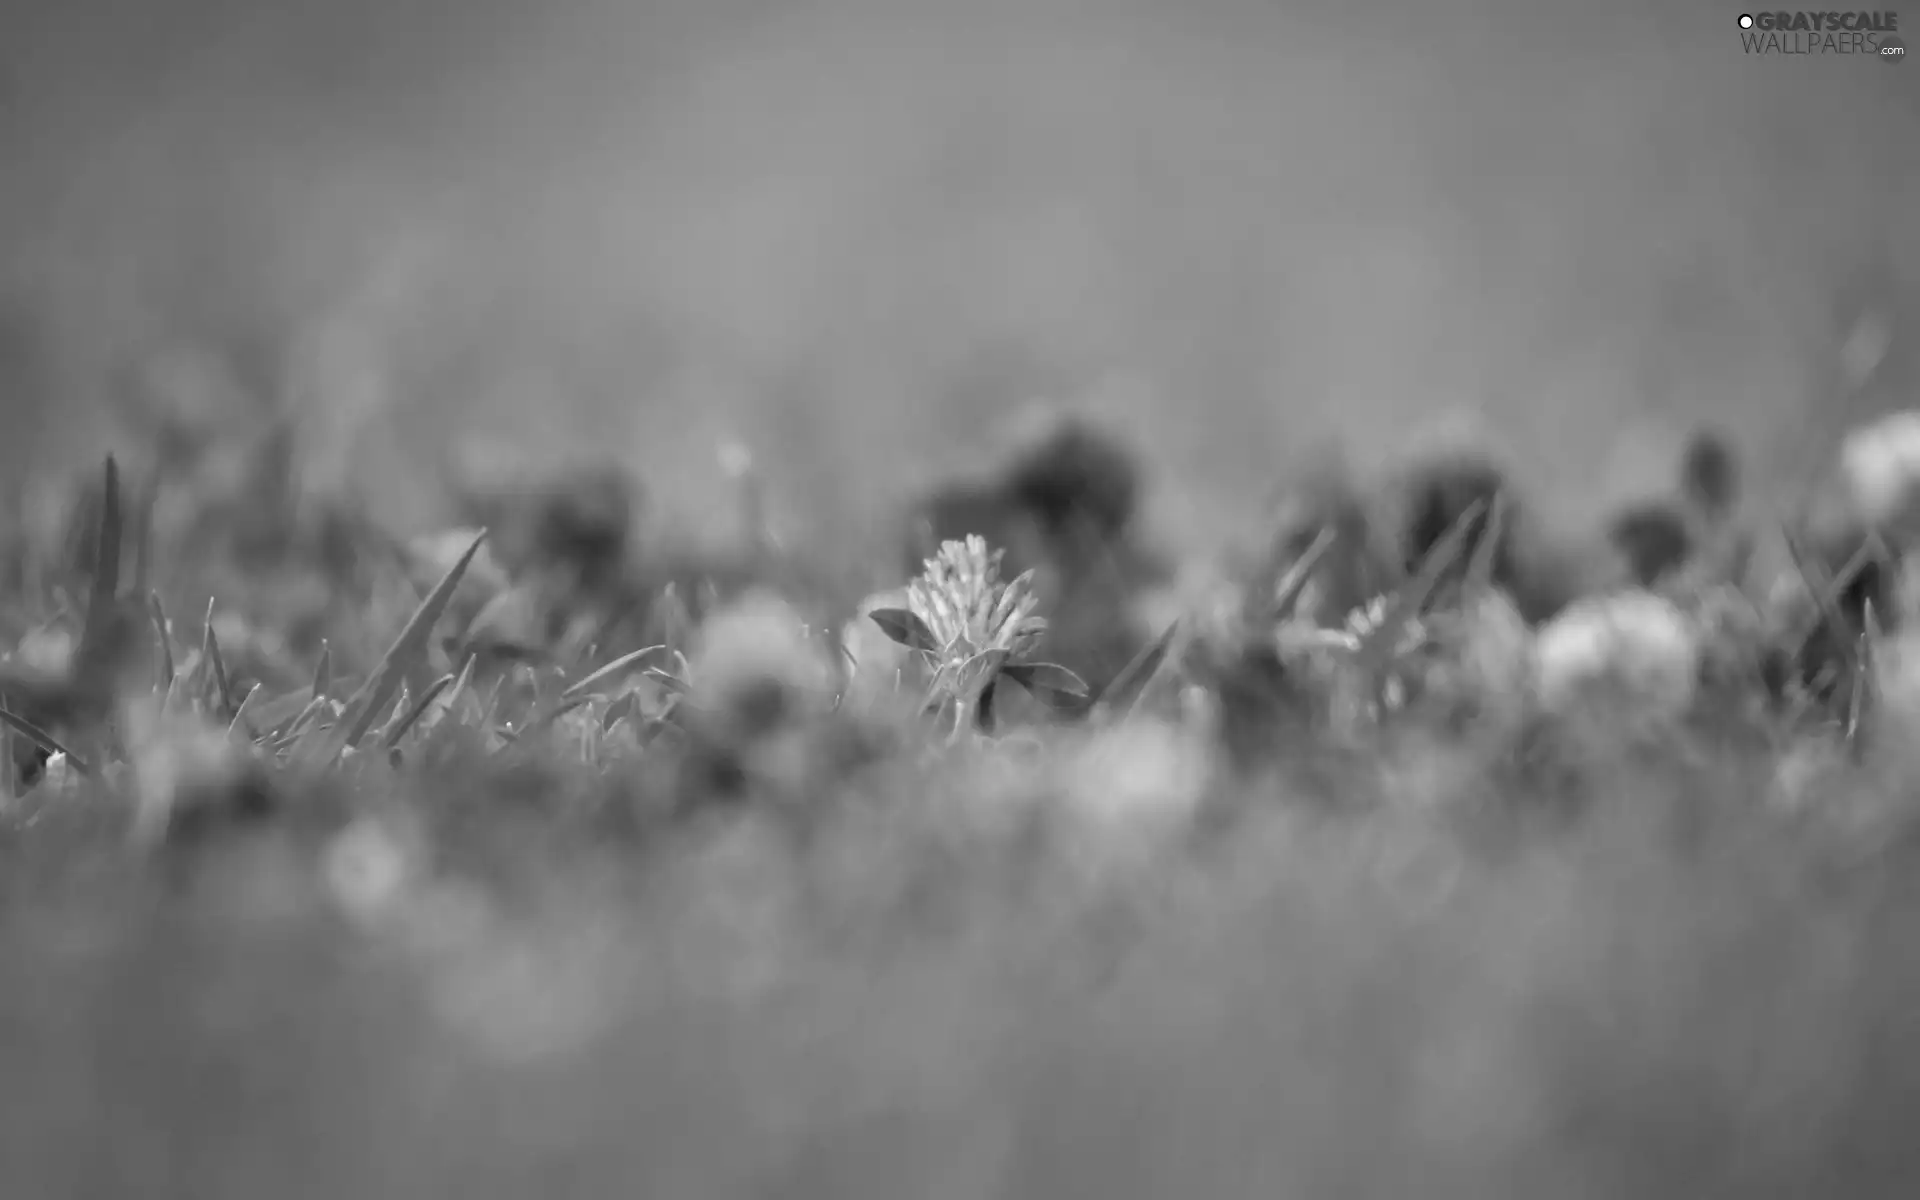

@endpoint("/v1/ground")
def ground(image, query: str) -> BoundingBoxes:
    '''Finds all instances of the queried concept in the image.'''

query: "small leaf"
[869,607,940,654]
[1002,661,1092,711]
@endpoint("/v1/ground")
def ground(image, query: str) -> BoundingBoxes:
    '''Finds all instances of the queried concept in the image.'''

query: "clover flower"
[905,535,1048,663]
[869,536,1086,736]
[1839,409,1920,532]
[905,536,1047,721]
[1533,590,1701,719]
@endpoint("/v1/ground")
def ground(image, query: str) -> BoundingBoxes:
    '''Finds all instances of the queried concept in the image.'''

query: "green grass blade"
[380,674,457,750]
[1463,490,1509,595]
[228,682,262,742]
[293,528,489,768]
[201,598,235,718]
[1268,526,1338,620]
[1358,497,1486,672]
[74,455,123,680]
[311,640,333,701]
[561,645,666,703]
[1091,616,1182,724]
[147,591,174,692]
[0,706,89,776]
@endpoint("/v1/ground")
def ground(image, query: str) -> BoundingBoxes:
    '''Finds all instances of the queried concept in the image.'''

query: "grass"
[4,429,1920,1200]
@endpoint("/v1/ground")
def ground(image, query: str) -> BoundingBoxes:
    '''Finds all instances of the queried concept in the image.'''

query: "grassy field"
[4,3,1920,1198]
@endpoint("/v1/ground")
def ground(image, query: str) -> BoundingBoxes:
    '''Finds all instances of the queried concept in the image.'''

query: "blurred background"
[0,0,1915,558]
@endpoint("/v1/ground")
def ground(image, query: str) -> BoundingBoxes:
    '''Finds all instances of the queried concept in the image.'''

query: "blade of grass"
[1849,598,1883,758]
[147,591,174,691]
[1780,523,1861,661]
[1463,490,1509,595]
[560,645,666,703]
[283,695,333,740]
[0,706,89,775]
[1091,616,1182,724]
[380,673,455,749]
[201,598,235,718]
[428,653,477,730]
[248,689,319,737]
[293,528,489,769]
[1267,526,1338,620]
[228,682,262,743]
[1832,532,1890,603]
[371,683,412,747]
[1357,498,1487,675]
[73,456,123,683]
[311,640,332,701]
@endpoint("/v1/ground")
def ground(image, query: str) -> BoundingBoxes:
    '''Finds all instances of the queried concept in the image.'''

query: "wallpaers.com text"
[1738,10,1905,57]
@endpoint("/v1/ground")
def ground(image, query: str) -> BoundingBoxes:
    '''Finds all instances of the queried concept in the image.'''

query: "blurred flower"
[323,814,423,930]
[1839,409,1920,532]
[686,589,837,743]
[1533,590,1701,718]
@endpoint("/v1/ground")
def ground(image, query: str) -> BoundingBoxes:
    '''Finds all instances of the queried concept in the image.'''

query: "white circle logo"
[1738,13,1755,28]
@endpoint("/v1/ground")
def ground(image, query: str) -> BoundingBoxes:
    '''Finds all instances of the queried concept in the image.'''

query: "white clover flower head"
[1839,410,1920,530]
[906,535,1047,664]
[1533,590,1701,717]
[686,589,837,736]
